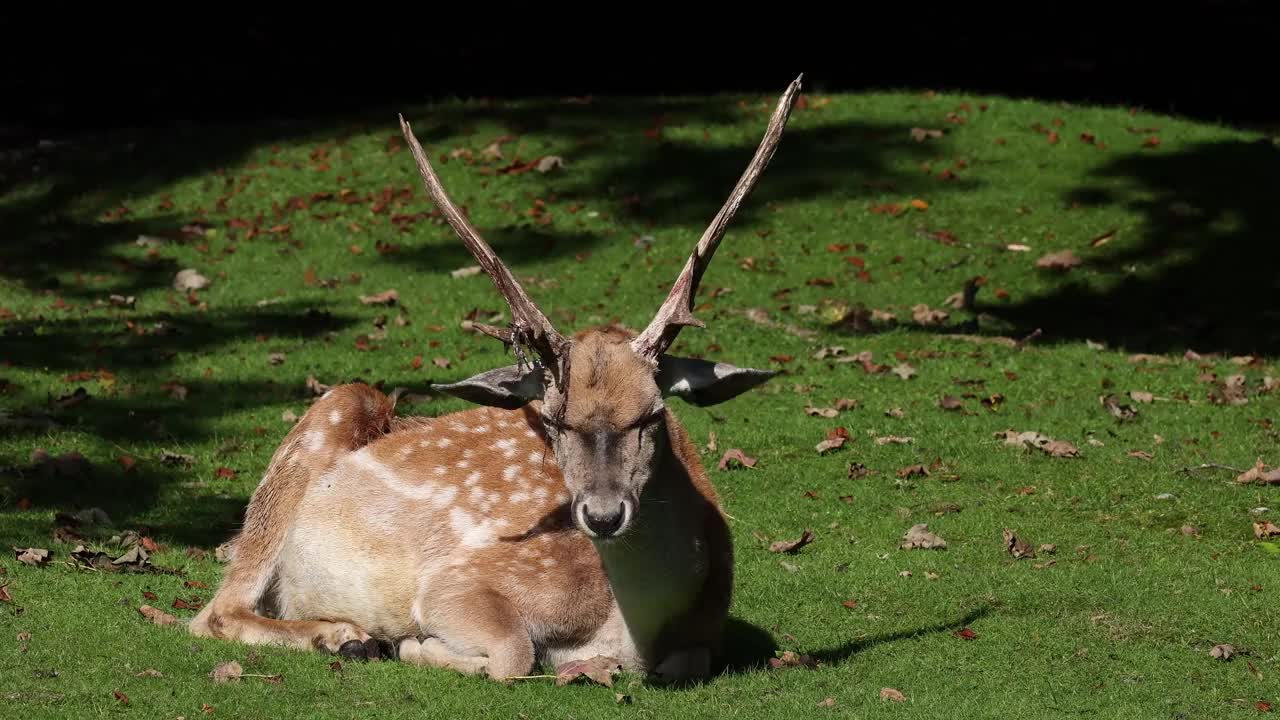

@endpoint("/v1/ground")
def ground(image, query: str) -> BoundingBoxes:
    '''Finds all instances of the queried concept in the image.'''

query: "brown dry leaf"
[1101,394,1139,422]
[1236,459,1280,485]
[768,650,818,669]
[138,604,178,625]
[1210,644,1235,660]
[801,401,839,418]
[910,127,944,141]
[1208,374,1249,406]
[136,669,164,678]
[359,289,399,306]
[1036,250,1082,271]
[432,357,451,369]
[536,156,565,173]
[900,523,947,550]
[210,660,243,683]
[880,687,907,702]
[1003,528,1036,559]
[14,547,50,567]
[1129,390,1155,403]
[770,529,816,554]
[834,398,859,410]
[996,430,1081,458]
[1254,521,1280,539]
[816,427,850,454]
[891,363,917,380]
[938,395,964,412]
[555,655,622,687]
[911,304,949,326]
[717,449,758,470]
[897,464,930,479]
[885,407,906,418]
[1127,450,1155,461]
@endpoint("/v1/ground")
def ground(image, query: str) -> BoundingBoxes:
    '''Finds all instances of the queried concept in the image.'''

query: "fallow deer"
[188,75,803,684]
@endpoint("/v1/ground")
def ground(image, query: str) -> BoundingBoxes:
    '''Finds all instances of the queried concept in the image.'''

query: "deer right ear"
[431,365,546,410]
[655,356,778,407]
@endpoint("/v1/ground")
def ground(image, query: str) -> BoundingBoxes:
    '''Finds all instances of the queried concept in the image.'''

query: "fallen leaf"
[875,435,914,445]
[114,690,129,704]
[717,449,758,470]
[996,430,1081,458]
[1237,459,1280,485]
[210,660,243,683]
[911,304,949,326]
[450,265,481,279]
[1210,644,1235,660]
[1101,394,1139,422]
[900,523,947,550]
[910,127,943,141]
[1127,450,1154,461]
[1089,229,1117,247]
[267,352,286,366]
[891,363,917,380]
[136,669,164,678]
[359,289,399,306]
[768,651,818,669]
[14,547,50,566]
[1129,390,1155,403]
[555,655,622,687]
[536,156,565,173]
[817,697,837,708]
[770,529,816,554]
[953,627,978,640]
[432,357,451,369]
[841,599,858,610]
[805,405,839,418]
[138,604,178,625]
[173,269,211,292]
[1003,528,1036,559]
[816,427,850,454]
[938,395,964,412]
[880,687,906,702]
[1036,250,1082,271]
[1254,521,1280,539]
[897,464,930,479]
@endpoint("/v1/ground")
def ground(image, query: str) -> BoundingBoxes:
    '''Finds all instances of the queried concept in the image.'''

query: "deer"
[187,74,803,684]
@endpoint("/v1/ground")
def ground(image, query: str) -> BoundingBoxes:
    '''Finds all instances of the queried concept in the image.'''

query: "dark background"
[3,2,1277,140]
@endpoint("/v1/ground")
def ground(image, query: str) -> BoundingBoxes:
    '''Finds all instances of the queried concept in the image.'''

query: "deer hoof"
[338,639,369,660]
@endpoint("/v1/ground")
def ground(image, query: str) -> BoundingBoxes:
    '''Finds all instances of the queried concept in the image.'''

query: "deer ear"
[655,356,778,407]
[431,364,545,410]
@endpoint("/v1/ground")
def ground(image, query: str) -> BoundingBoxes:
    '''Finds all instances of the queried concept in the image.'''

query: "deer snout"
[575,496,632,539]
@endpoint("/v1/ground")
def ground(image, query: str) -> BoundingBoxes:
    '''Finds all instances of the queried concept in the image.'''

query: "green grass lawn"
[1,84,1278,719]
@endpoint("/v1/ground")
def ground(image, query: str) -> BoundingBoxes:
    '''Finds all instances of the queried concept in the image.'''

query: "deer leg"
[402,587,535,680]
[651,646,711,685]
[189,383,396,656]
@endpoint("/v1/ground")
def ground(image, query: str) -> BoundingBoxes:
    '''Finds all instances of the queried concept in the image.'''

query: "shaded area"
[977,139,1280,356]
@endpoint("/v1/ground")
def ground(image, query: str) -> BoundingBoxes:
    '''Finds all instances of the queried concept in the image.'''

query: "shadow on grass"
[710,605,992,680]
[976,138,1280,357]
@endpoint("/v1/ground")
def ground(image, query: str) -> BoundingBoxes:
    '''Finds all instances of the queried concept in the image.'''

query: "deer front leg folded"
[407,586,536,681]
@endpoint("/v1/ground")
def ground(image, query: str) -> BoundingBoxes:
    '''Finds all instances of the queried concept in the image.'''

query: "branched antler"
[399,114,570,382]
[630,74,803,361]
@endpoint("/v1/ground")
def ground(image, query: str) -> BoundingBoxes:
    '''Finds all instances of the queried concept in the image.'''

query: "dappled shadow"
[976,138,1280,356]
[806,604,992,667]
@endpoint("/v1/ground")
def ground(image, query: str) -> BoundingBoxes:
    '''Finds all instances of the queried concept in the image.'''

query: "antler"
[399,114,571,382]
[630,74,803,361]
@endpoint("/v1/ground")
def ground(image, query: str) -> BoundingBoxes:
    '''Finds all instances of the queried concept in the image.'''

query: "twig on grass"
[1181,463,1246,474]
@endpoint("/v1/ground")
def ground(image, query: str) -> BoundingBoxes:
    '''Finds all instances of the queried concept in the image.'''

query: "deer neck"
[590,449,708,654]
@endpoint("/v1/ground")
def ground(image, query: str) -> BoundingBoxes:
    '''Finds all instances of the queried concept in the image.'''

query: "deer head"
[398,75,802,540]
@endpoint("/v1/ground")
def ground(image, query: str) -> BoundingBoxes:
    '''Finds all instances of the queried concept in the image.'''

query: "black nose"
[583,503,625,537]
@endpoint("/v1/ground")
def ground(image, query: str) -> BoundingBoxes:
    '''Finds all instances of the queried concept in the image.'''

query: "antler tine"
[399,114,570,380]
[630,74,803,361]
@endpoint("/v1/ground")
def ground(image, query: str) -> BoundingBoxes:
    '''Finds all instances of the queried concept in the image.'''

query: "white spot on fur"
[352,447,454,509]
[399,445,413,457]
[304,430,327,451]
[463,448,474,459]
[493,438,517,458]
[472,425,490,434]
[540,557,556,568]
[329,409,342,425]
[464,471,482,487]
[432,466,446,477]
[525,430,537,438]
[456,460,470,469]
[448,507,504,548]
[469,486,486,504]
[503,465,520,482]
[509,492,530,504]
[436,437,452,448]
[449,421,468,432]
[533,487,549,501]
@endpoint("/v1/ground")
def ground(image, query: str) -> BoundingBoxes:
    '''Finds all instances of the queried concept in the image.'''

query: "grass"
[1,85,1278,718]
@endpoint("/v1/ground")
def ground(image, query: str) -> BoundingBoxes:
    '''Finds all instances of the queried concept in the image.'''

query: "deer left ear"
[432,364,546,410]
[655,356,777,407]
